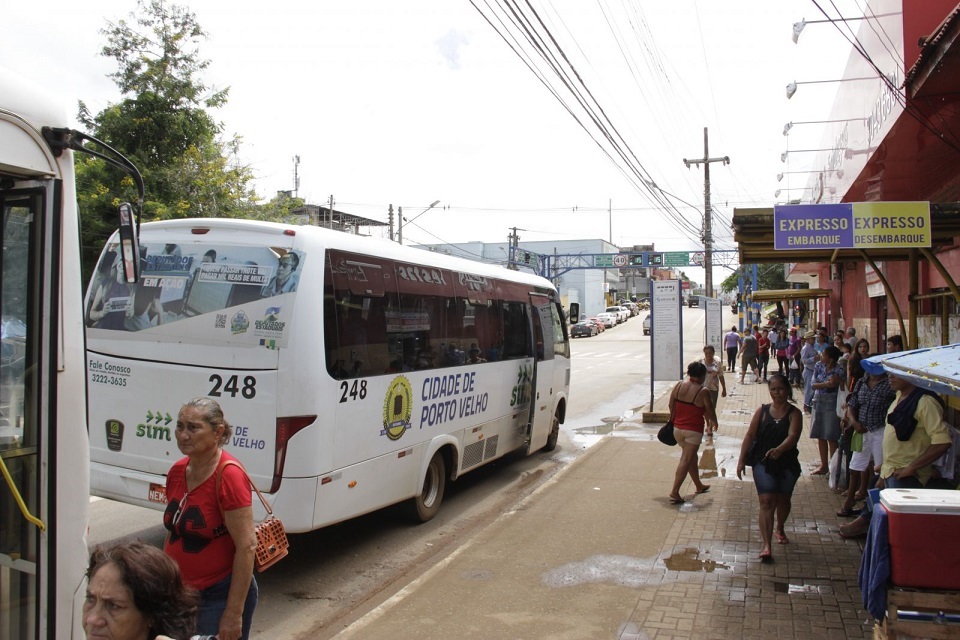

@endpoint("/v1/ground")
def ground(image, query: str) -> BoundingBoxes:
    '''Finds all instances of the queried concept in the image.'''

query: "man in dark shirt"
[738,327,761,384]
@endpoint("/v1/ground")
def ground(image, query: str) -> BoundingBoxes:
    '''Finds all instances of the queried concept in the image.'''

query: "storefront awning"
[862,343,960,396]
[749,288,831,302]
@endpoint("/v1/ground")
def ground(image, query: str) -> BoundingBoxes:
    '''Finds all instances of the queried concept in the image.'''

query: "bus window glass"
[551,301,569,358]
[501,301,531,359]
[1,190,41,638]
[86,242,304,349]
[326,251,395,378]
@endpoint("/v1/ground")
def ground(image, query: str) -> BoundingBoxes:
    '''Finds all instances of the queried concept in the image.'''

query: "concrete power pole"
[683,127,729,299]
[388,204,395,241]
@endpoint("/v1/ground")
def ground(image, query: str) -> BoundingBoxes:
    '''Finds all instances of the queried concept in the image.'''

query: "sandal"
[695,485,711,495]
[669,496,685,505]
[759,549,773,562]
[836,508,857,518]
[774,531,789,545]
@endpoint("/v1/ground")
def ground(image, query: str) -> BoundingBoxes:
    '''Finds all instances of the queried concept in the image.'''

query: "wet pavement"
[329,373,873,639]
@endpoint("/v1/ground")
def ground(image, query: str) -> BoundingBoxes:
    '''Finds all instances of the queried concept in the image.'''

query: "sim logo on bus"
[510,365,532,407]
[382,376,413,440]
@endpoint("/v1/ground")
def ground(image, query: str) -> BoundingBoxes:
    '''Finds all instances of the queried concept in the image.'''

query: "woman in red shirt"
[757,331,771,382]
[667,362,718,504]
[164,398,258,640]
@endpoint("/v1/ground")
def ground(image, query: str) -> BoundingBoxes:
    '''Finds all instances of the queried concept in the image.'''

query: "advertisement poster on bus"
[85,242,304,349]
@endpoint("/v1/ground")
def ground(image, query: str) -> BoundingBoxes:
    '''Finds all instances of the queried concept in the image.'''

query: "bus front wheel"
[542,412,561,452]
[408,451,446,523]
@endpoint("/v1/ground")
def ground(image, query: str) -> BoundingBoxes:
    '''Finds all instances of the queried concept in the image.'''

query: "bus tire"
[542,412,560,452]
[408,451,446,523]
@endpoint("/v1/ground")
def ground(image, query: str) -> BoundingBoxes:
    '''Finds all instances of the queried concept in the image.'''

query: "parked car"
[687,295,700,308]
[586,317,605,332]
[571,321,598,338]
[622,301,640,316]
[642,315,651,335]
[606,305,629,323]
[596,312,617,328]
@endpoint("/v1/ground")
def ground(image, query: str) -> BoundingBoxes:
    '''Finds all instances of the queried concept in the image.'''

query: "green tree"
[76,0,257,281]
[720,264,791,294]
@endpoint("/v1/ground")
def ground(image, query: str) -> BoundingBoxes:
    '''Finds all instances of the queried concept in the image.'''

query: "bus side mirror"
[569,303,580,324]
[117,202,140,283]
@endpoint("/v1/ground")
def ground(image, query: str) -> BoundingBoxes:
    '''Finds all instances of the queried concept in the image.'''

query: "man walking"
[723,326,741,372]
[738,327,761,383]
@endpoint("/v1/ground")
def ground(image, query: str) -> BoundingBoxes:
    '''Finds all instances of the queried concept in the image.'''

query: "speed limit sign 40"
[613,254,628,267]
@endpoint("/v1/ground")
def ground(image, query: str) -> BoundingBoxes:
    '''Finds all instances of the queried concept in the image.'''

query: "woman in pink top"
[667,362,718,504]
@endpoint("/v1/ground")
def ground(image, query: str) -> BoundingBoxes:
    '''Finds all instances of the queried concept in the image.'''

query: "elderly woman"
[164,398,258,640]
[810,346,845,475]
[668,361,718,504]
[84,541,198,640]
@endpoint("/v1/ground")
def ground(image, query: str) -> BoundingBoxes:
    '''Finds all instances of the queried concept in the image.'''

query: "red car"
[586,317,606,332]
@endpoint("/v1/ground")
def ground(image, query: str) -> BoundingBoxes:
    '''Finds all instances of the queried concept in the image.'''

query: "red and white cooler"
[880,488,960,590]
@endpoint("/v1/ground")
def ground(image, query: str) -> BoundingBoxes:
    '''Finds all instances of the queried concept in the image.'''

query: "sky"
[3,0,867,287]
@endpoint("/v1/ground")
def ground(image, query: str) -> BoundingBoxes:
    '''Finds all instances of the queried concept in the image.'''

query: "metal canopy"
[862,343,960,396]
[749,288,831,302]
[731,204,960,265]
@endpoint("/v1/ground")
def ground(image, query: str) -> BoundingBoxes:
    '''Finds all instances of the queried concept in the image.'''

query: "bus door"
[526,293,555,452]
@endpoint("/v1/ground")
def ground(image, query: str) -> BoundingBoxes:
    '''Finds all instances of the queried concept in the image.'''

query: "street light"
[786,77,879,99]
[781,148,842,163]
[792,16,867,44]
[397,200,440,245]
[777,168,843,182]
[783,118,867,136]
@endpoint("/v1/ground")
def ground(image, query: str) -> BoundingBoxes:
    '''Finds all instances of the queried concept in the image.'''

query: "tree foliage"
[76,0,258,281]
[719,263,790,294]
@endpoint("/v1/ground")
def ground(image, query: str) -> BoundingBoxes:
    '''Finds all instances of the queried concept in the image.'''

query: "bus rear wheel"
[407,451,446,523]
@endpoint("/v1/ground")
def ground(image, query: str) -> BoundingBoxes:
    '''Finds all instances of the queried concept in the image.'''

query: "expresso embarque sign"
[773,202,930,250]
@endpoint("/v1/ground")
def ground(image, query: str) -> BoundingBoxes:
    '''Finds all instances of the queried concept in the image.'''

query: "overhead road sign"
[774,202,931,250]
[663,252,690,267]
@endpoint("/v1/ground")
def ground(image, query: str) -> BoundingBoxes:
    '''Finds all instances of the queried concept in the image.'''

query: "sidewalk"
[330,372,873,639]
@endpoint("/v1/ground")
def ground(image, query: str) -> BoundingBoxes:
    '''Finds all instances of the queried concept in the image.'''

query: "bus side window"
[501,301,530,359]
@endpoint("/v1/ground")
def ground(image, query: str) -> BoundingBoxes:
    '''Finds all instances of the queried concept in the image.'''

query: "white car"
[596,312,617,328]
[606,306,629,323]
[642,315,651,335]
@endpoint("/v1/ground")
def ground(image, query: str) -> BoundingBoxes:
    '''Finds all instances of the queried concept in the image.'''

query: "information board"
[774,202,930,250]
[651,280,682,382]
[704,297,722,353]
[663,252,690,267]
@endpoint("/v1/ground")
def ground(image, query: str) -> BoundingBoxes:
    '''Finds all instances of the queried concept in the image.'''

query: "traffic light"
[648,253,663,266]
[629,254,644,266]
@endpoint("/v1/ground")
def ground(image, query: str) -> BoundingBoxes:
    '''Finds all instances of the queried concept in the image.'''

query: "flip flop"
[811,468,829,476]
[774,532,790,544]
[669,497,685,505]
[695,485,711,495]
[759,550,773,562]
[836,508,857,518]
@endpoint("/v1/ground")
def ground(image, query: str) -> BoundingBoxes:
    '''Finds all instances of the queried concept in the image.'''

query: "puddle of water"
[663,548,730,573]
[542,554,659,589]
[773,581,835,595]
[574,424,615,436]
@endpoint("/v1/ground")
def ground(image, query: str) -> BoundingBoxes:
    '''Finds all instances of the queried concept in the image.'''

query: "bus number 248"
[209,374,257,399]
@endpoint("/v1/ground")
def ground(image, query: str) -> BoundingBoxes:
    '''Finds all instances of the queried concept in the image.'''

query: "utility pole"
[683,127,729,300]
[507,227,521,270]
[397,206,403,244]
[388,204,395,241]
[292,155,300,199]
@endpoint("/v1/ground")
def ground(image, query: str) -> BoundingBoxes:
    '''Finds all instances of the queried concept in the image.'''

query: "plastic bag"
[835,388,849,418]
[828,448,847,490]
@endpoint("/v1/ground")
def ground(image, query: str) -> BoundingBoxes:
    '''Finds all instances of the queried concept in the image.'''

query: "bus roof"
[138,218,558,293]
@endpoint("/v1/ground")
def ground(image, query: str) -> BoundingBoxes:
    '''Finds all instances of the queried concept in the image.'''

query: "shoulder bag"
[658,384,680,446]
[216,459,290,572]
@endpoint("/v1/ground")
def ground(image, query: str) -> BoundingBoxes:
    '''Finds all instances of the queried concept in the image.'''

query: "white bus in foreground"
[1,69,143,638]
[86,219,571,532]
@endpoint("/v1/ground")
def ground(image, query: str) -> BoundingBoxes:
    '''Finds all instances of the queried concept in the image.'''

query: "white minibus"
[86,219,571,532]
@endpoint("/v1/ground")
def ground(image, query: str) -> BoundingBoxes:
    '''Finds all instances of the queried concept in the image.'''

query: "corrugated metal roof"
[862,343,960,396]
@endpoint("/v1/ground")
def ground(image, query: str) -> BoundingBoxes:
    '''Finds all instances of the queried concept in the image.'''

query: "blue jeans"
[197,573,258,640]
[803,368,814,407]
